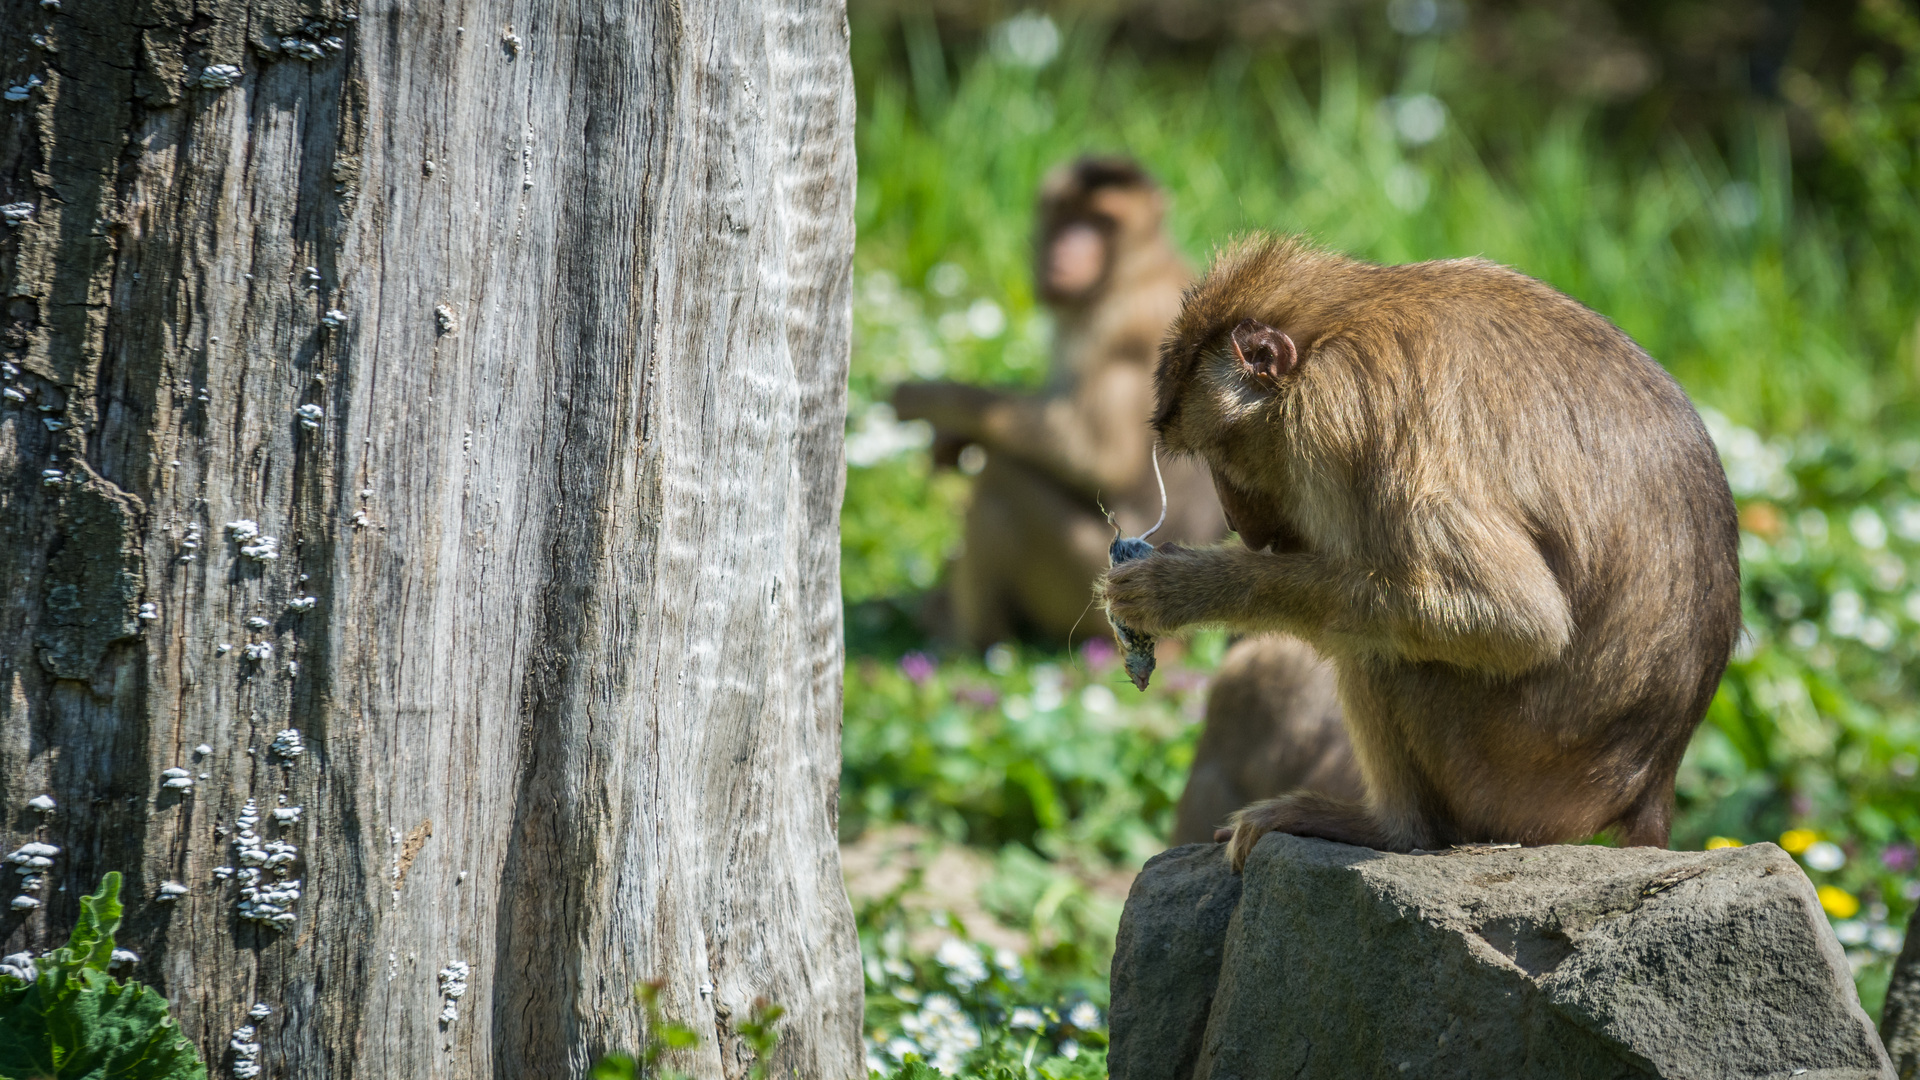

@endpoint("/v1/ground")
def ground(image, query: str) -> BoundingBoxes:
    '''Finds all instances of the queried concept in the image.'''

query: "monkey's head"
[1034,156,1168,308]
[1152,236,1333,552]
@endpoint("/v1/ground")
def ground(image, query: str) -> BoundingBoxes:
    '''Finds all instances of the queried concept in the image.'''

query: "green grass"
[841,13,1920,1076]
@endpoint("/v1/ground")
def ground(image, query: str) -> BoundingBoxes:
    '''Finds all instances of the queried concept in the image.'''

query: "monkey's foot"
[1221,793,1391,871]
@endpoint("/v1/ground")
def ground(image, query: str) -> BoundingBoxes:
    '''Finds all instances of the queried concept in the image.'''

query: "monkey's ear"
[1230,318,1297,382]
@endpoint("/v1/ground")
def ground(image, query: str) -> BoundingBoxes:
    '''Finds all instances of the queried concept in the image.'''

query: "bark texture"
[0,1,863,1077]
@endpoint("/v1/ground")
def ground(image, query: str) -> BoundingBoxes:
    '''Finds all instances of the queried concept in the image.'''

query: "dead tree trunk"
[0,1,863,1077]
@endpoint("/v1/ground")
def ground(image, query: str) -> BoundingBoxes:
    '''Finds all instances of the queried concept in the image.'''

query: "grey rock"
[1113,834,1892,1080]
[1110,844,1244,1080]
[1880,906,1920,1078]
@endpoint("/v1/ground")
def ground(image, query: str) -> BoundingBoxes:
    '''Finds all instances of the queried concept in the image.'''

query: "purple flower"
[954,684,1000,709]
[1079,636,1117,671]
[1883,844,1917,873]
[900,651,937,684]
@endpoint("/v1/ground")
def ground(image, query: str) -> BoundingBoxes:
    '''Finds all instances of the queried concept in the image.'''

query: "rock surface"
[1880,906,1920,1079]
[1111,835,1893,1080]
[1109,844,1246,1080]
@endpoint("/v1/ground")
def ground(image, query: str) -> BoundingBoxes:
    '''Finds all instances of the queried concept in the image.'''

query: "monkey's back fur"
[1127,236,1740,855]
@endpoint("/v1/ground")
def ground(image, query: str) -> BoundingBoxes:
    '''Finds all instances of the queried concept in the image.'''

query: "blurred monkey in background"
[893,157,1224,648]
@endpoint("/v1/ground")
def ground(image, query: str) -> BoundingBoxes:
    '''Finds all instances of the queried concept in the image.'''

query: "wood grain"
[0,1,863,1076]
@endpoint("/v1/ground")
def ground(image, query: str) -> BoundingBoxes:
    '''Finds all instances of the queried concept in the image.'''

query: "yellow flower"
[1818,885,1860,919]
[1780,829,1818,854]
[1705,836,1743,850]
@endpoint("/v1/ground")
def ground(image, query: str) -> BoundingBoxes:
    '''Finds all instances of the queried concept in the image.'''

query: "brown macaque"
[893,157,1225,648]
[1170,634,1363,846]
[1102,236,1741,868]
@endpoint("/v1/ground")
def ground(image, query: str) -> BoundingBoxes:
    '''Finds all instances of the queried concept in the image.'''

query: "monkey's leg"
[1612,779,1675,848]
[955,456,1111,647]
[949,495,1016,652]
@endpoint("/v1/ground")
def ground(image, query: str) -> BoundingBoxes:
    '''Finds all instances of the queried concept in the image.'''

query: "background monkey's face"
[1045,222,1106,297]
[1033,157,1165,307]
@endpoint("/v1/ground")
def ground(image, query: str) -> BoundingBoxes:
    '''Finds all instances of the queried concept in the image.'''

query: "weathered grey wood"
[0,2,863,1077]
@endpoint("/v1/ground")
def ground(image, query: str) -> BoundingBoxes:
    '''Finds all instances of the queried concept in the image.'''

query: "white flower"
[1385,93,1447,145]
[1700,408,1795,499]
[991,12,1060,68]
[993,947,1024,981]
[1031,665,1065,712]
[926,262,967,298]
[1827,590,1863,637]
[898,993,980,1075]
[1079,684,1116,715]
[984,643,1016,675]
[935,938,989,989]
[965,299,1005,339]
[1067,1001,1101,1029]
[1851,507,1889,549]
[1798,508,1829,543]
[1804,841,1847,872]
[1059,1039,1081,1060]
[1009,1006,1045,1031]
[1873,924,1906,954]
[845,402,932,468]
[1835,920,1869,945]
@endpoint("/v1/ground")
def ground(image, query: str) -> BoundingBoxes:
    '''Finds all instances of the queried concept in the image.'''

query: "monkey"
[1169,633,1364,845]
[892,157,1226,649]
[1100,235,1741,869]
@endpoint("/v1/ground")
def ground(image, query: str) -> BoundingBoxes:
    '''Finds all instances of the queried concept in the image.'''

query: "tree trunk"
[0,1,863,1077]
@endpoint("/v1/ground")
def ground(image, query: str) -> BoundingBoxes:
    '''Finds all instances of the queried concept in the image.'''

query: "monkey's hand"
[890,381,1001,437]
[1098,545,1234,637]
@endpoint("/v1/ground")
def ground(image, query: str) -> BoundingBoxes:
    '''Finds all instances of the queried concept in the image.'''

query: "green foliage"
[1789,0,1920,294]
[587,982,781,1080]
[842,639,1221,866]
[0,873,206,1080]
[857,896,1110,1080]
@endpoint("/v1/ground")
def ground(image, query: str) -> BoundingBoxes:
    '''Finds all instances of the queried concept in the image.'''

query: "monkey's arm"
[891,365,1152,495]
[1101,535,1572,677]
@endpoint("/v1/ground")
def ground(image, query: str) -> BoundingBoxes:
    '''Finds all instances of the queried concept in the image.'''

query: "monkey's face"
[1159,318,1305,552]
[1211,467,1301,553]
[1035,185,1164,306]
[1045,222,1106,298]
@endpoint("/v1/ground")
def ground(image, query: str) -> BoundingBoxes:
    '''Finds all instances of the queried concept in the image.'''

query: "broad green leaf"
[0,873,207,1080]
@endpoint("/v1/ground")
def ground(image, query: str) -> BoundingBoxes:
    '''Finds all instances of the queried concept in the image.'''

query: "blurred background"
[836,2,1920,1074]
